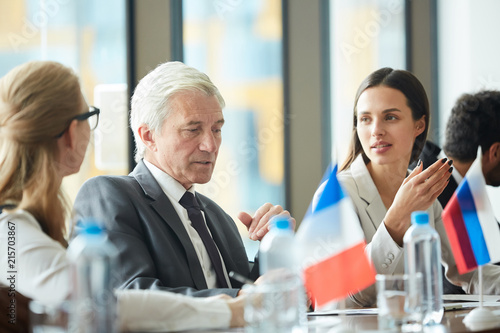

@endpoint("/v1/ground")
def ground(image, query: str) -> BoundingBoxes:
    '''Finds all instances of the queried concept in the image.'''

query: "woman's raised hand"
[384,158,452,245]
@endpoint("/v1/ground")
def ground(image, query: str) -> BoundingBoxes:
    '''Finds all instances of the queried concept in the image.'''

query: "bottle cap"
[411,211,429,225]
[270,216,291,230]
[79,219,104,235]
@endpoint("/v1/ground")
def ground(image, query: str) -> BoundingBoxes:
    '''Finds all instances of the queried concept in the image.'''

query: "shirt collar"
[143,159,196,202]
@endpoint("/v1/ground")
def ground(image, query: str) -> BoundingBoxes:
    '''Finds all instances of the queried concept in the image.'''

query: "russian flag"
[295,164,376,308]
[442,149,500,274]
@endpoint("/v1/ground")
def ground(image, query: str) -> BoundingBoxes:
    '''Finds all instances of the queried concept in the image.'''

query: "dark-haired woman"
[337,67,500,306]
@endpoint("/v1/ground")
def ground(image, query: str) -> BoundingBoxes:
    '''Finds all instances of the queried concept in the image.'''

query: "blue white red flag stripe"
[442,194,477,271]
[296,164,375,308]
[442,149,500,274]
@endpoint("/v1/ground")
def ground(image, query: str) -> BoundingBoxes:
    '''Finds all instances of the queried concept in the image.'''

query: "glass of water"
[243,272,307,333]
[376,274,423,332]
[29,300,69,333]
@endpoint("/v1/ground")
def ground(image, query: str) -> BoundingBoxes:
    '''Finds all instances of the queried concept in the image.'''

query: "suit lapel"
[131,161,208,290]
[351,155,387,231]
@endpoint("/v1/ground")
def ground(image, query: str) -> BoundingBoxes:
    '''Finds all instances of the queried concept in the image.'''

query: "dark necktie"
[179,191,229,288]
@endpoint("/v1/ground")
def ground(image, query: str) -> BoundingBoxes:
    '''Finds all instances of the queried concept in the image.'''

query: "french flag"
[442,149,500,274]
[295,164,376,308]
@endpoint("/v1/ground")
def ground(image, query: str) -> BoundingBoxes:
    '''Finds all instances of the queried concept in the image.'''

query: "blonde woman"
[0,61,244,331]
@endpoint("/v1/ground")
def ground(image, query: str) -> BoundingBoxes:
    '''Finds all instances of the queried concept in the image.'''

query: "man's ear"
[138,124,157,153]
[487,142,500,162]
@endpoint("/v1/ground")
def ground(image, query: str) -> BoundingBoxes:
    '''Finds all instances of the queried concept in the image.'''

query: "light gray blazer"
[336,155,500,306]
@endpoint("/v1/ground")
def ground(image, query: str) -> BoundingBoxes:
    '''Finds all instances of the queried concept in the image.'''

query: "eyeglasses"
[55,106,100,138]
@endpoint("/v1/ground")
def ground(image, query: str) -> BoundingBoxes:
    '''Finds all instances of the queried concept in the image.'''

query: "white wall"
[438,0,500,220]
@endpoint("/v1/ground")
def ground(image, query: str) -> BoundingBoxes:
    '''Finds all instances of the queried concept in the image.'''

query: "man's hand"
[238,203,296,241]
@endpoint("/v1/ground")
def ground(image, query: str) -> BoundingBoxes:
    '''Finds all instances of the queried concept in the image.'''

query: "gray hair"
[130,61,225,162]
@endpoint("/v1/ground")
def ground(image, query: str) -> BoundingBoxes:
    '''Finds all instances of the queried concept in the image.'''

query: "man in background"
[416,90,500,204]
[415,90,500,293]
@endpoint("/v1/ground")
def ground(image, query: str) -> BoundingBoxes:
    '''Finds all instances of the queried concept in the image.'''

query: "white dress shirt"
[143,160,231,288]
[0,209,231,331]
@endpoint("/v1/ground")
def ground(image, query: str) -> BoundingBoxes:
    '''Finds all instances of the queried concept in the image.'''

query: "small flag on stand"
[295,164,376,308]
[442,149,500,274]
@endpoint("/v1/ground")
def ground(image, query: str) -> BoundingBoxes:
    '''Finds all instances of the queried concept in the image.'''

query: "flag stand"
[327,298,355,333]
[463,265,499,330]
[441,148,500,330]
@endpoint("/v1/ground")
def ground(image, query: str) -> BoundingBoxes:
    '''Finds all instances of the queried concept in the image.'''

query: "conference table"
[166,305,500,333]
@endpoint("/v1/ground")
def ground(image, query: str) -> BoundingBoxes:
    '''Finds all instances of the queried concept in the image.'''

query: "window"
[182,0,285,257]
[437,0,500,219]
[329,0,406,162]
[0,0,128,208]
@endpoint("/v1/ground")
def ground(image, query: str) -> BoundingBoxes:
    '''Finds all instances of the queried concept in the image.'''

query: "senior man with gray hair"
[74,61,294,297]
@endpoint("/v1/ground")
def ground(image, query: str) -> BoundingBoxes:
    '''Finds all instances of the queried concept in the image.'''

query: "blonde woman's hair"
[0,61,82,246]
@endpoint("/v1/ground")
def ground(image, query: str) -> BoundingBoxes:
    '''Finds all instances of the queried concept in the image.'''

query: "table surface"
[308,307,500,332]
[167,305,500,333]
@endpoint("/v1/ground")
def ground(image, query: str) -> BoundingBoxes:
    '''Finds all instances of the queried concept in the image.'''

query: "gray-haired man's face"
[144,91,224,189]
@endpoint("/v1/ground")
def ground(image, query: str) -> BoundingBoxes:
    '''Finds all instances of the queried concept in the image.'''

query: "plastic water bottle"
[404,211,443,325]
[259,217,297,275]
[252,216,306,332]
[67,220,119,333]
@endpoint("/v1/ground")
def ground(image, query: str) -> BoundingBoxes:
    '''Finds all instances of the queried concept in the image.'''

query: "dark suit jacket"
[73,160,258,297]
[412,141,459,208]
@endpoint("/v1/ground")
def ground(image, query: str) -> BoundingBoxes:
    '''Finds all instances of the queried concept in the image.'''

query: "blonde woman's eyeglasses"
[55,106,100,138]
